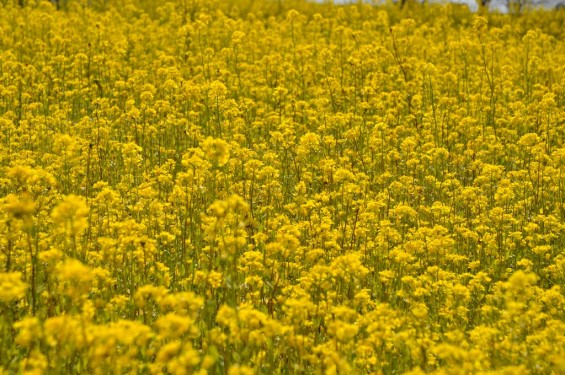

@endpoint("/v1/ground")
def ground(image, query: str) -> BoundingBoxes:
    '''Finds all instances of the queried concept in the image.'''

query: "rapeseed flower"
[0,0,564,373]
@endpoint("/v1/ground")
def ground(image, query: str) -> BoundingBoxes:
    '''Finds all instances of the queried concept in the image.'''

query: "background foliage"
[1,0,565,373]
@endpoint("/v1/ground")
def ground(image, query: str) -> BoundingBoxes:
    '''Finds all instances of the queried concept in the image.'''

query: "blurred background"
[313,0,565,12]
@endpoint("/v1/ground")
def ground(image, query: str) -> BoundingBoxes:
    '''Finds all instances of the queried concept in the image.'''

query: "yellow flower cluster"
[1,0,565,373]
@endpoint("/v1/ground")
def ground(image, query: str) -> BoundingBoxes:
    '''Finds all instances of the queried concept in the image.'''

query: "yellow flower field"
[1,0,565,373]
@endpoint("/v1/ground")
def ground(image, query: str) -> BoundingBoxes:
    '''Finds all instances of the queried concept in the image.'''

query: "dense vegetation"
[1,0,564,373]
